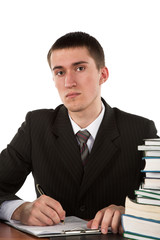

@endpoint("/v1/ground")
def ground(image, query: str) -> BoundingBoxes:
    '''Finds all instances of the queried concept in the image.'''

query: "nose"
[64,72,77,88]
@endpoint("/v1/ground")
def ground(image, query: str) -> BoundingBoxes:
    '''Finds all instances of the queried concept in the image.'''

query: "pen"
[36,184,65,224]
[36,184,45,195]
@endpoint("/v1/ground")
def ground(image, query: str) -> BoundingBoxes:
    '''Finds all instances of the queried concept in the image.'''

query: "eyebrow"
[52,61,89,71]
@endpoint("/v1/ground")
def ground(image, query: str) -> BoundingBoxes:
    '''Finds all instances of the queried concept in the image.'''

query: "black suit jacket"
[0,99,158,219]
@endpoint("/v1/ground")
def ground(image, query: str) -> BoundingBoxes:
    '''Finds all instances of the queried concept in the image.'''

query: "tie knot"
[76,130,90,144]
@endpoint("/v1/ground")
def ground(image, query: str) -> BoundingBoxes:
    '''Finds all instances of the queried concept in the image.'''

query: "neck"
[69,100,102,129]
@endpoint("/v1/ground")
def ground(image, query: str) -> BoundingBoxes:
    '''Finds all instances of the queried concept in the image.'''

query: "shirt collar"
[69,102,105,140]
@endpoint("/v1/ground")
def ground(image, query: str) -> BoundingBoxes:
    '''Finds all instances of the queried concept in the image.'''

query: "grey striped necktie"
[76,130,91,166]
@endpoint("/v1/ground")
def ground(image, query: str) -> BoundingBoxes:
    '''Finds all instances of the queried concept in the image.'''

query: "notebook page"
[6,216,88,236]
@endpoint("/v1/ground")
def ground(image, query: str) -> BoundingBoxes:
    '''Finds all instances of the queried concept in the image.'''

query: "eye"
[56,70,65,76]
[76,66,85,72]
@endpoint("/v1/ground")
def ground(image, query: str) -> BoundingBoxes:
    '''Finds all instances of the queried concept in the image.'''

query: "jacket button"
[80,205,86,212]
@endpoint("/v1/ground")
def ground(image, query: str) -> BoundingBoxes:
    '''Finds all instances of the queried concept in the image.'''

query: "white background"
[0,0,160,201]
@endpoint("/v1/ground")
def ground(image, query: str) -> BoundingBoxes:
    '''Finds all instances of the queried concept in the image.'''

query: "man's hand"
[87,205,124,234]
[11,195,65,226]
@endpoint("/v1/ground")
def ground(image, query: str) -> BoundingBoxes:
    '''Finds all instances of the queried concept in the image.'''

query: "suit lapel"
[51,101,120,198]
[51,106,84,186]
[79,101,120,199]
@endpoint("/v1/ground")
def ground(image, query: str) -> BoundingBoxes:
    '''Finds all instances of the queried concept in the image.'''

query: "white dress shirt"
[69,103,105,152]
[0,199,26,222]
[0,103,105,222]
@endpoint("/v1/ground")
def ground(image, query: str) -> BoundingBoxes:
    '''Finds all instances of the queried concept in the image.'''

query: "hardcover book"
[122,214,160,239]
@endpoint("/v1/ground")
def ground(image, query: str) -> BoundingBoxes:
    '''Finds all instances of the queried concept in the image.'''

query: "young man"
[0,32,158,234]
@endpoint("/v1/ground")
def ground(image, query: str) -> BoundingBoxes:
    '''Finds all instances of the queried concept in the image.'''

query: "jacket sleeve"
[0,112,32,204]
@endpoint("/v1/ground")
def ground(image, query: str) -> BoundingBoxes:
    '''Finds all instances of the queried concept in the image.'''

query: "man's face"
[50,47,108,114]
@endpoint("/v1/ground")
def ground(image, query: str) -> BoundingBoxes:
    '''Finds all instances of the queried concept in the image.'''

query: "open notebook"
[6,216,103,237]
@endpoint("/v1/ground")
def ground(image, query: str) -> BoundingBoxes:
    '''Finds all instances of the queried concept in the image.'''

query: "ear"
[99,67,109,85]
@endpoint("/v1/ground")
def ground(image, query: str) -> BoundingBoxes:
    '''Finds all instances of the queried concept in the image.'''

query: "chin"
[68,107,84,113]
[66,103,85,113]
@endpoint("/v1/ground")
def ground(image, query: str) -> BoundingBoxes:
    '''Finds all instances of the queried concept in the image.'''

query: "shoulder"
[113,107,151,123]
[112,107,157,138]
[102,98,157,138]
[24,104,64,125]
[103,98,153,125]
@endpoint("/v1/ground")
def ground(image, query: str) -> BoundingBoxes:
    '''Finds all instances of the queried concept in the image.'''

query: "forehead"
[50,47,95,68]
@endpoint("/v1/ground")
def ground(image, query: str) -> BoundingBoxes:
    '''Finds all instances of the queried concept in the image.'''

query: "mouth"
[66,92,81,99]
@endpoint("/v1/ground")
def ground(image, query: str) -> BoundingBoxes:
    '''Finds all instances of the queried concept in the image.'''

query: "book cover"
[123,231,160,240]
[143,151,160,157]
[143,178,160,190]
[142,157,160,160]
[122,214,160,239]
[136,197,160,206]
[138,146,160,151]
[144,138,160,146]
[144,172,160,179]
[141,158,160,171]
[135,189,160,200]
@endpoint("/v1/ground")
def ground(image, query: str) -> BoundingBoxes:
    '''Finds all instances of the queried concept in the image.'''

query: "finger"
[26,202,55,226]
[100,208,113,234]
[45,196,65,220]
[24,217,46,226]
[119,224,124,235]
[38,195,65,221]
[21,208,54,226]
[31,212,55,226]
[87,219,93,228]
[31,196,65,225]
[40,205,62,225]
[110,209,121,234]
[90,210,104,230]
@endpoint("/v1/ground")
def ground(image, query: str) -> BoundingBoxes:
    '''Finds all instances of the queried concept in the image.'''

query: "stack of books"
[122,138,160,240]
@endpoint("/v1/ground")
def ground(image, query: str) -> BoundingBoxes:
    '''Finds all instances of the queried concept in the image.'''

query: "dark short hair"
[47,32,105,70]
